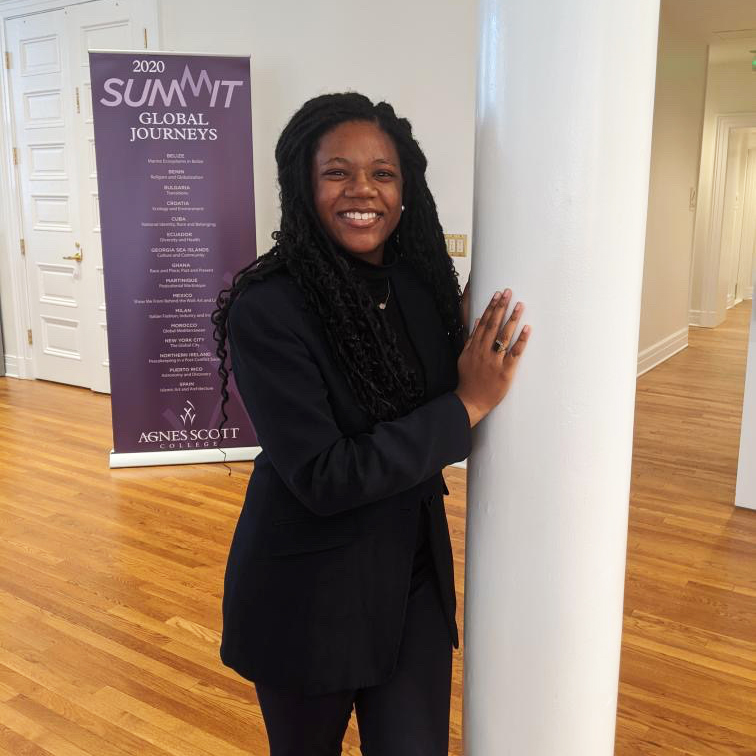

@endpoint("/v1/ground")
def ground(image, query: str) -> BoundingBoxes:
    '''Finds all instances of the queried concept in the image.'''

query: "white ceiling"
[663,0,756,35]
[663,0,756,64]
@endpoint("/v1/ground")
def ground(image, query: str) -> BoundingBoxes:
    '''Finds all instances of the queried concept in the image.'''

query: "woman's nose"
[345,170,376,197]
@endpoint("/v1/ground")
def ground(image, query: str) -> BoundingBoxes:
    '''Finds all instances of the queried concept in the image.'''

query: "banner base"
[109,446,261,468]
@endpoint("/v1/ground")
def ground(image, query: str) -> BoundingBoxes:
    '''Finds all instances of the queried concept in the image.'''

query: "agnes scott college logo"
[137,398,240,449]
[179,400,196,426]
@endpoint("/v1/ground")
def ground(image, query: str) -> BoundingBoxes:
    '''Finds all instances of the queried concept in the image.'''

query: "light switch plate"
[444,234,467,257]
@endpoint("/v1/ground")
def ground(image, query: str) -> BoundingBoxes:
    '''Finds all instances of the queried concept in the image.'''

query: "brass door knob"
[63,242,83,262]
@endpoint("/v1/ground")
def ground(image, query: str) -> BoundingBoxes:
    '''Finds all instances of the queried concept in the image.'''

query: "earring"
[401,204,405,212]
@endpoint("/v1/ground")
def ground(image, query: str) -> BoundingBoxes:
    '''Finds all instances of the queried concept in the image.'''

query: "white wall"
[157,0,476,284]
[690,49,756,323]
[637,5,708,373]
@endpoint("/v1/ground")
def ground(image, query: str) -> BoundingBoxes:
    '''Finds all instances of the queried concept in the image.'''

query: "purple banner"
[90,51,257,462]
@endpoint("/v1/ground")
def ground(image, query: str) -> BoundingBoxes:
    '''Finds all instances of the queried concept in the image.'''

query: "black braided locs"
[211,93,465,472]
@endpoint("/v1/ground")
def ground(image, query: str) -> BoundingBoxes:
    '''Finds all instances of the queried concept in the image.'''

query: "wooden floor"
[0,301,754,755]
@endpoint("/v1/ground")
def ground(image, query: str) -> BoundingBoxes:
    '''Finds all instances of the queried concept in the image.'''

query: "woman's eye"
[324,170,346,177]
[375,171,395,178]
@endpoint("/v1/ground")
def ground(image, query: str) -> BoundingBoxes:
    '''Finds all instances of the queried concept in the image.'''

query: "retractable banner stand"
[89,51,258,468]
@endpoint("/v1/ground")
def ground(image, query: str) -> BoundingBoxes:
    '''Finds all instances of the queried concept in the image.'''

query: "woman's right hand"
[454,289,531,427]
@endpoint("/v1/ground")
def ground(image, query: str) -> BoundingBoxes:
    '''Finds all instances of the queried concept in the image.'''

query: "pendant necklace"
[378,279,391,310]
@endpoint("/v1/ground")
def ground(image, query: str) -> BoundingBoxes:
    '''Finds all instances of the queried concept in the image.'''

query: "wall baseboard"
[3,354,18,378]
[637,327,688,377]
[689,309,719,327]
[689,309,704,326]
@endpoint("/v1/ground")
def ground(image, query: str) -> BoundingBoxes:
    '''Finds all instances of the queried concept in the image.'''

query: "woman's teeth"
[342,211,379,220]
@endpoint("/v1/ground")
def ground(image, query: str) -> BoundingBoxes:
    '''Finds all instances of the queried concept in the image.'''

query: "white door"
[7,9,86,387]
[727,189,742,308]
[736,148,756,303]
[5,0,155,392]
[66,0,146,392]
[722,131,746,310]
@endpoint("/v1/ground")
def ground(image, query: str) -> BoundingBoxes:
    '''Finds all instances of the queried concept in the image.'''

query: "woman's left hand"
[462,275,471,337]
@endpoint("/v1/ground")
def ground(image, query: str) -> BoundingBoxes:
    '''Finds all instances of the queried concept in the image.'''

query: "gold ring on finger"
[493,338,507,354]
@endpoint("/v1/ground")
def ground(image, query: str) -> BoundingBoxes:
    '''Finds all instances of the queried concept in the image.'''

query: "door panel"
[66,0,140,393]
[6,0,155,391]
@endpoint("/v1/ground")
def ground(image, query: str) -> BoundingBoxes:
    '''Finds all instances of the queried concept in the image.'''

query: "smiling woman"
[210,91,529,756]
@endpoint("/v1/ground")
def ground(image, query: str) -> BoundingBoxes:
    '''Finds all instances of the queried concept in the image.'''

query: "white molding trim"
[3,353,18,376]
[689,308,718,327]
[0,0,108,16]
[0,0,160,383]
[0,9,32,378]
[695,112,756,329]
[637,327,688,377]
[110,445,261,469]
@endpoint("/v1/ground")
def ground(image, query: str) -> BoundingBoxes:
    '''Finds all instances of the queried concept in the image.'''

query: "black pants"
[254,566,453,756]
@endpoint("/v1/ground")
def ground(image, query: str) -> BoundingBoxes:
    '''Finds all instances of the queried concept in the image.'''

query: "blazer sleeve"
[228,283,472,517]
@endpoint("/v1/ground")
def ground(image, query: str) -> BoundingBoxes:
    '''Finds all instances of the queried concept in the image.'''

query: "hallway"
[0,302,754,754]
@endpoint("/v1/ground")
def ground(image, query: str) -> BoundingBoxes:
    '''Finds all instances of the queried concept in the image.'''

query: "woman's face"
[312,120,403,265]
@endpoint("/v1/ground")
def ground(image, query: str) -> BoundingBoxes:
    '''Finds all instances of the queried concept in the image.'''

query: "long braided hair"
[212,92,464,440]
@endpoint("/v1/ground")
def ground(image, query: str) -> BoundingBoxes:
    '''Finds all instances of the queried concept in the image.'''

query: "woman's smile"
[337,209,384,228]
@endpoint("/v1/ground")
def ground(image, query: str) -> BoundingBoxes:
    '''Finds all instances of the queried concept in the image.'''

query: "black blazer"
[220,255,472,696]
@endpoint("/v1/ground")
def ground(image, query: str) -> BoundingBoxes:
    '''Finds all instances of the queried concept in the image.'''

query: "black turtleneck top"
[337,242,433,596]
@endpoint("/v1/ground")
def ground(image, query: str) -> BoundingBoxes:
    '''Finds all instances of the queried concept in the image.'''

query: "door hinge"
[12,147,18,166]
[4,51,10,70]
[75,87,80,114]
[27,329,33,346]
[20,238,26,256]
[143,28,148,48]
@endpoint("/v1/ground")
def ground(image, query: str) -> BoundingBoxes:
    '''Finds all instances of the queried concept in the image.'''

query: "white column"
[463,1,661,754]
[735,286,756,511]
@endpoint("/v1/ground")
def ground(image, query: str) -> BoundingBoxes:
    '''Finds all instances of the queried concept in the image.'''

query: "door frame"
[0,0,159,379]
[692,112,756,327]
